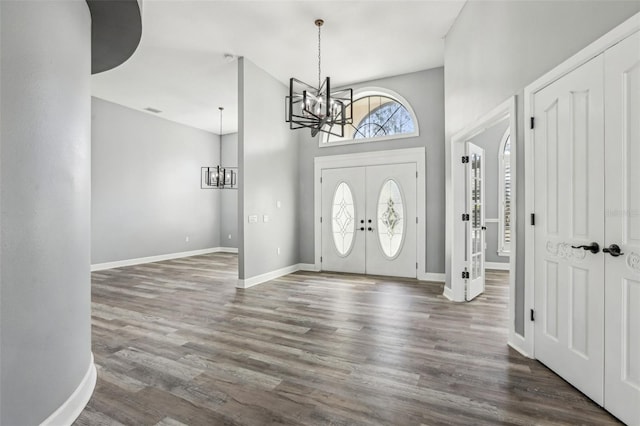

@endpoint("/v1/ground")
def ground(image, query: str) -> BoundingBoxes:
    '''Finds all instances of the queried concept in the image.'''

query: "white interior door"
[365,163,417,278]
[321,167,366,274]
[466,142,485,301]
[603,30,640,426]
[321,163,416,278]
[533,55,605,405]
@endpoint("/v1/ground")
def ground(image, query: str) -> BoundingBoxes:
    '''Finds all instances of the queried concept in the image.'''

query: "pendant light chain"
[317,20,322,90]
[218,106,223,161]
[219,106,223,135]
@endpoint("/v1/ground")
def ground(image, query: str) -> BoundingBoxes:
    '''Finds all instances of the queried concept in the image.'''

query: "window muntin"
[331,182,356,256]
[499,131,511,255]
[353,96,415,139]
[320,89,418,147]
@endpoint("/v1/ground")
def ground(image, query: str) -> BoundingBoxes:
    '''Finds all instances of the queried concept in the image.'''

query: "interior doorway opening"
[447,96,518,342]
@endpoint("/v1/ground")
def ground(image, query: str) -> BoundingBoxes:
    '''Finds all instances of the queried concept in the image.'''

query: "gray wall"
[238,57,299,280]
[1,1,93,424]
[91,97,221,264]
[444,1,640,335]
[297,68,445,274]
[220,132,238,248]
[468,118,510,264]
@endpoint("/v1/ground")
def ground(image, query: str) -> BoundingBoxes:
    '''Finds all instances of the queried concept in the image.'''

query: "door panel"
[533,54,605,405]
[466,142,485,300]
[365,163,417,278]
[569,266,589,357]
[321,167,366,274]
[545,260,559,339]
[603,30,640,426]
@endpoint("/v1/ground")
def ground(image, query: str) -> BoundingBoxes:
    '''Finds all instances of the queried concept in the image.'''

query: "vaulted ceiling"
[91,1,466,134]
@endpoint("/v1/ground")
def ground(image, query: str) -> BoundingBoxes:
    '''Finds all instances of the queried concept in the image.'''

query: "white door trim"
[448,96,521,351]
[524,12,640,362]
[314,147,427,279]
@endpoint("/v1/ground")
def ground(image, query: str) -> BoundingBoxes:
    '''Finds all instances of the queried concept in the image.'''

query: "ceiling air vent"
[143,107,162,114]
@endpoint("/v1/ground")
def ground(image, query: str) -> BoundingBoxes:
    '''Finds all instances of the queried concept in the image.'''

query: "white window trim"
[318,87,420,148]
[498,128,511,257]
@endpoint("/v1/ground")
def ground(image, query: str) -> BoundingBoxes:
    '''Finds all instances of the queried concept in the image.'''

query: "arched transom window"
[320,89,419,147]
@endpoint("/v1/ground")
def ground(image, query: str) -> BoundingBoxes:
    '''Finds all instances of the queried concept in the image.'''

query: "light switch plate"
[263,215,270,223]
[248,215,258,223]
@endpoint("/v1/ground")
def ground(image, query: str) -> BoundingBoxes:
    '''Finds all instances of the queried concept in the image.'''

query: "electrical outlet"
[185,236,189,242]
[228,234,232,240]
[276,200,282,208]
[277,247,281,255]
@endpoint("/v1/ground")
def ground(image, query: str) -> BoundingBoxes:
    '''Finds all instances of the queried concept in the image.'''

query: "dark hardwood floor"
[75,253,620,425]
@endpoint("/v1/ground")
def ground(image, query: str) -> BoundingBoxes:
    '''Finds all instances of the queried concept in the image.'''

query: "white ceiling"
[91,0,466,135]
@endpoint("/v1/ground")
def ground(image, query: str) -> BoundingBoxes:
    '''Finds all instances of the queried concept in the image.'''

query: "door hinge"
[416,217,418,224]
[320,177,323,183]
[530,213,535,226]
[461,155,469,163]
[416,262,418,269]
[416,171,418,178]
[320,256,323,263]
[530,309,535,322]
[462,213,470,221]
[462,271,470,279]
[530,117,535,129]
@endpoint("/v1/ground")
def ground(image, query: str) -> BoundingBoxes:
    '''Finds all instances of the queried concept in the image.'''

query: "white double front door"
[533,31,640,425]
[320,163,417,278]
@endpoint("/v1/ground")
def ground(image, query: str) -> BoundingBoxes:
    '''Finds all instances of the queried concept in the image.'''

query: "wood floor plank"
[75,253,621,425]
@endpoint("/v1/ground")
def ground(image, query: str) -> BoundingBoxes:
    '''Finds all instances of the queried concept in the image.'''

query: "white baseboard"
[40,353,96,426]
[91,247,237,271]
[485,261,510,271]
[237,264,300,289]
[442,285,458,302]
[298,263,320,272]
[419,272,445,283]
[218,247,238,254]
[508,334,534,359]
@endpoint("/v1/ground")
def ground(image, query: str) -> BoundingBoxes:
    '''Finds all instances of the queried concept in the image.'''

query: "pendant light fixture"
[201,106,237,189]
[285,19,353,138]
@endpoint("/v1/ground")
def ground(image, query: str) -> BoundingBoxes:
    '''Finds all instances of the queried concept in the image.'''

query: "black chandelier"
[201,107,237,189]
[285,19,353,138]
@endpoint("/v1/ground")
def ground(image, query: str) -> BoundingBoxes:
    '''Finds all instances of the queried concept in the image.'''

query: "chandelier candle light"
[201,106,237,189]
[285,19,353,137]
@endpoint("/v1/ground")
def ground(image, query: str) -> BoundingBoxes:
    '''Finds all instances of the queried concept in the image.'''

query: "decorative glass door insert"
[377,179,405,258]
[331,182,356,256]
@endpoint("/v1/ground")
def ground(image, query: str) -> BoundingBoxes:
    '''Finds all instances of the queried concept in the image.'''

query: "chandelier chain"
[317,22,321,89]
[218,107,223,161]
[219,107,223,135]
